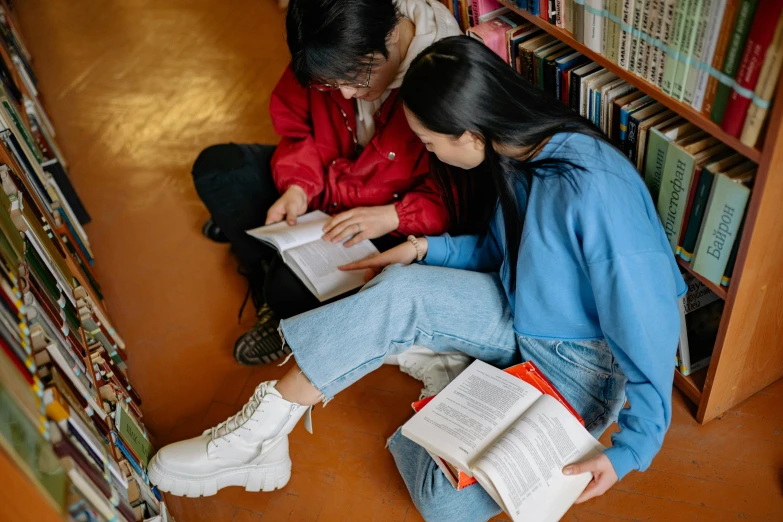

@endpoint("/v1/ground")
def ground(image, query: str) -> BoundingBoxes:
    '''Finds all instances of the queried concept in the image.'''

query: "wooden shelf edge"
[675,257,728,300]
[674,370,703,405]
[501,2,763,163]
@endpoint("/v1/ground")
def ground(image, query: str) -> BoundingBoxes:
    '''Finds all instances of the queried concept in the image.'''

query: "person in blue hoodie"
[149,36,685,520]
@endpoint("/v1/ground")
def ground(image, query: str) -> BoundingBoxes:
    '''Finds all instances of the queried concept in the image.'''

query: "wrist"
[386,204,400,230]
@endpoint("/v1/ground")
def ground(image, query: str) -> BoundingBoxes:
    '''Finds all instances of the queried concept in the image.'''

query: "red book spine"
[721,0,783,136]
[540,0,548,20]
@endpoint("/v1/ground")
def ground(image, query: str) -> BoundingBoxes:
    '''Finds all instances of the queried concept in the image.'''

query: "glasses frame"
[311,52,375,92]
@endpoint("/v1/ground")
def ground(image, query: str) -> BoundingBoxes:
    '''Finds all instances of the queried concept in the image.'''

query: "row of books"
[0,4,173,522]
[466,11,752,289]
[468,0,783,149]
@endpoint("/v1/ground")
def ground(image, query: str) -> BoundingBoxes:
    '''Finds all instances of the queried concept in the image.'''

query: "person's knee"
[192,143,244,184]
[367,263,427,292]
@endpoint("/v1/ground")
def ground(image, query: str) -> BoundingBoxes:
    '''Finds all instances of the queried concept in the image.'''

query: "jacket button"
[387,152,396,160]
[393,193,399,199]
[375,110,381,117]
[332,202,338,207]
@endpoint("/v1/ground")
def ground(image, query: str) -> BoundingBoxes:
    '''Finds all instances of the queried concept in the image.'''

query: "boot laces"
[210,382,271,443]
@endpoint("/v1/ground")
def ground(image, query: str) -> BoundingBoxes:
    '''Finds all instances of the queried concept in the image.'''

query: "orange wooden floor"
[11,1,783,520]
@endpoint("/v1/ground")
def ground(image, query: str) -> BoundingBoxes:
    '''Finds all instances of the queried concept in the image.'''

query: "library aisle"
[10,0,783,520]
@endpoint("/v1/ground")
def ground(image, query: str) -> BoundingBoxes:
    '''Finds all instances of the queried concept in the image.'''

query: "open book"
[246,211,378,301]
[402,360,604,522]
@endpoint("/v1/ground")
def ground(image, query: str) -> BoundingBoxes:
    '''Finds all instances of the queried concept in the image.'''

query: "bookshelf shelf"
[498,3,783,425]
[676,257,727,300]
[500,2,763,163]
[674,368,706,404]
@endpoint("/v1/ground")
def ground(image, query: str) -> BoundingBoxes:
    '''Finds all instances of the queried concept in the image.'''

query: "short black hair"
[286,0,400,86]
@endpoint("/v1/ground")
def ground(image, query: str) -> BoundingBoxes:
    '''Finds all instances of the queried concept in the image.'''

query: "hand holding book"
[563,452,618,503]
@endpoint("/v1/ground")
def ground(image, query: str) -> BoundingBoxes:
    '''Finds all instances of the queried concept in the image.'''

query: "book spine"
[556,64,564,99]
[618,0,636,68]
[681,0,714,103]
[626,113,643,162]
[720,211,746,286]
[641,0,662,78]
[574,0,586,41]
[650,0,676,86]
[721,0,783,136]
[701,0,741,115]
[472,0,481,26]
[710,0,759,123]
[676,298,692,375]
[678,165,703,252]
[634,0,655,76]
[569,70,582,109]
[628,0,646,72]
[526,49,536,83]
[557,0,565,27]
[550,0,558,23]
[608,0,623,63]
[541,0,549,19]
[584,0,605,52]
[671,0,704,100]
[661,0,690,94]
[691,174,752,284]
[566,0,575,33]
[602,0,612,56]
[679,165,716,261]
[691,0,728,109]
[739,12,783,146]
[619,106,633,151]
[657,142,697,252]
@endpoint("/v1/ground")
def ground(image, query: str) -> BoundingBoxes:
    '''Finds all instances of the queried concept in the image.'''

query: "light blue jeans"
[279,264,627,522]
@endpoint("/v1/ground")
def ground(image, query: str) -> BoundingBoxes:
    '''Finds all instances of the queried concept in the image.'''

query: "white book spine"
[691,0,726,110]
[584,0,606,53]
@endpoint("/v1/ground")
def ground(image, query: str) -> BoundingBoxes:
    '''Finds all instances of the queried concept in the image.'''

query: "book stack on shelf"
[499,0,782,148]
[0,3,175,522]
[441,0,783,423]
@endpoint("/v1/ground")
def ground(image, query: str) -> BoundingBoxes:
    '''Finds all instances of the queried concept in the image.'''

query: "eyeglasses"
[311,53,375,92]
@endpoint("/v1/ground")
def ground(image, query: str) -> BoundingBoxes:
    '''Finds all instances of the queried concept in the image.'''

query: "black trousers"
[192,143,400,319]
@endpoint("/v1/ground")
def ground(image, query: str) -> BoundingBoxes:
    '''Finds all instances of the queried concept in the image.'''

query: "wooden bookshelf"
[674,367,708,404]
[676,257,727,300]
[501,4,783,423]
[501,2,763,163]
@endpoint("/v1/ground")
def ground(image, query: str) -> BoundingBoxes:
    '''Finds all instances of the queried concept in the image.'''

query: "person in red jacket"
[192,0,461,365]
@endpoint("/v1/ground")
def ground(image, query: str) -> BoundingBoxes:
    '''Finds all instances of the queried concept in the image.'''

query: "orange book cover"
[411,360,584,490]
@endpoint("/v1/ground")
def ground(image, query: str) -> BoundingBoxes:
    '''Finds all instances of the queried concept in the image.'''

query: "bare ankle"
[276,363,323,406]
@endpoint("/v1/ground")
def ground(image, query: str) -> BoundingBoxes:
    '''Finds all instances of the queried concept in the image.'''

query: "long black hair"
[401,36,615,285]
[286,0,399,86]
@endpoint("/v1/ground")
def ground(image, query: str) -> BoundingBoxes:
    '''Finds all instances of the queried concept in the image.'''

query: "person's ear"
[459,131,485,151]
[388,24,400,45]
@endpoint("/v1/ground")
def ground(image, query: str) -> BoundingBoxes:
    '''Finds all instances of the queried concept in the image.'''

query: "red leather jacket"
[269,66,449,236]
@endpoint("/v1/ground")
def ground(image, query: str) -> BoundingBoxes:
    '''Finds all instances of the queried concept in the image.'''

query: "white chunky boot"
[148,381,312,497]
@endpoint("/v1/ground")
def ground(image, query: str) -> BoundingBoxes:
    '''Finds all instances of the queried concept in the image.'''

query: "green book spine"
[679,165,715,261]
[115,404,153,467]
[681,0,714,103]
[536,55,546,89]
[0,380,67,510]
[661,0,691,94]
[720,210,746,286]
[643,128,670,201]
[691,174,751,284]
[710,0,759,123]
[657,142,697,252]
[671,0,704,100]
[605,0,621,63]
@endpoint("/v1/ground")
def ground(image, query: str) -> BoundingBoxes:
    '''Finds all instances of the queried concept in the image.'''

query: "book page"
[284,238,378,302]
[472,395,605,522]
[401,360,543,474]
[246,211,331,252]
